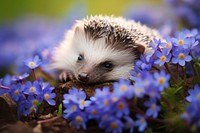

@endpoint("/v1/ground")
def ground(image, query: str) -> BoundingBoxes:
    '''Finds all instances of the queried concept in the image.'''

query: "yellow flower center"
[151,104,156,111]
[14,90,19,95]
[32,100,38,105]
[140,118,145,124]
[71,105,77,111]
[104,100,109,106]
[44,94,50,100]
[91,109,97,116]
[120,85,127,92]
[178,53,185,60]
[160,56,166,62]
[178,40,184,45]
[110,122,117,129]
[29,87,35,92]
[28,61,36,67]
[75,116,83,124]
[137,73,141,78]
[197,93,200,99]
[117,102,125,110]
[80,100,85,106]
[165,43,171,48]
[158,77,165,85]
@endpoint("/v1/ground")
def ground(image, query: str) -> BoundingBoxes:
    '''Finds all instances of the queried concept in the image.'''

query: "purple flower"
[135,115,147,132]
[153,70,170,92]
[42,83,56,106]
[85,105,100,120]
[124,116,134,133]
[172,48,192,66]
[130,65,147,81]
[24,55,42,69]
[186,84,200,102]
[12,73,30,82]
[150,38,161,51]
[160,36,173,54]
[0,75,12,95]
[113,79,134,99]
[182,29,198,38]
[144,99,161,118]
[182,101,200,128]
[68,112,87,130]
[99,116,124,133]
[18,100,37,116]
[154,49,172,66]
[23,80,42,95]
[113,98,129,117]
[172,32,190,49]
[77,91,91,110]
[10,83,24,102]
[132,79,146,98]
[136,54,154,71]
[63,101,80,119]
[27,95,43,106]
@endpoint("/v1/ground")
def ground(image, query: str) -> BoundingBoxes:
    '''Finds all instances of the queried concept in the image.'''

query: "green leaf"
[57,103,62,117]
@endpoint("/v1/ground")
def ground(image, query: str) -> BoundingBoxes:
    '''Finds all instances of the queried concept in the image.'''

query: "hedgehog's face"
[72,36,135,84]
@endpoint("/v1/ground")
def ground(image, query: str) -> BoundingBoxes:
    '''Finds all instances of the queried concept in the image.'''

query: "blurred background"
[0,0,199,77]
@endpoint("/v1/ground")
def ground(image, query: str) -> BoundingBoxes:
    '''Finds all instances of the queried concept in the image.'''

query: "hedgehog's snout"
[78,72,89,82]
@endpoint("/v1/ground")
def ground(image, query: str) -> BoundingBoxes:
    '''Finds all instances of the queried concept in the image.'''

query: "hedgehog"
[51,15,161,84]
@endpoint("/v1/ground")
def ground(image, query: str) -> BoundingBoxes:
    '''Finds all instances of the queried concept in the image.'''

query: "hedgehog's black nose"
[78,72,89,82]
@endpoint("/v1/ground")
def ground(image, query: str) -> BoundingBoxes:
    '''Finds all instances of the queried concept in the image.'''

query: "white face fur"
[52,23,135,83]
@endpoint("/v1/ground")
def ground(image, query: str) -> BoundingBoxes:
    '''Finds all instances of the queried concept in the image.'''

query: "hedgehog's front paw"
[59,71,75,83]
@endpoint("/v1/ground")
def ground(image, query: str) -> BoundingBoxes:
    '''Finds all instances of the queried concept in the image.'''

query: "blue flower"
[42,83,56,106]
[77,91,91,110]
[113,98,129,117]
[160,36,173,54]
[85,105,101,120]
[186,84,200,102]
[124,116,134,133]
[12,73,30,82]
[10,83,24,102]
[182,29,198,38]
[136,54,154,71]
[27,95,43,106]
[23,80,42,95]
[144,99,161,118]
[135,115,147,132]
[24,55,42,69]
[130,65,147,81]
[63,101,80,119]
[182,101,200,128]
[172,48,192,66]
[0,74,12,95]
[153,70,170,92]
[63,88,79,104]
[150,38,161,51]
[18,100,37,116]
[68,112,87,130]
[172,32,190,49]
[132,79,146,98]
[154,49,172,66]
[91,87,111,103]
[99,116,124,133]
[113,79,134,99]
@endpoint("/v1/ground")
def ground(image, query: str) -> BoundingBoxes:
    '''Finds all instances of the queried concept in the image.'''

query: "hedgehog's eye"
[102,62,113,70]
[78,54,84,61]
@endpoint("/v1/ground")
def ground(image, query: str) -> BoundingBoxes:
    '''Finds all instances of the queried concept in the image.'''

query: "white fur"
[51,21,135,80]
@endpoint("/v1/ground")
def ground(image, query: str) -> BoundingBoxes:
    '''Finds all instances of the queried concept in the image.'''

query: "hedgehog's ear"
[74,25,84,36]
[134,43,146,55]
